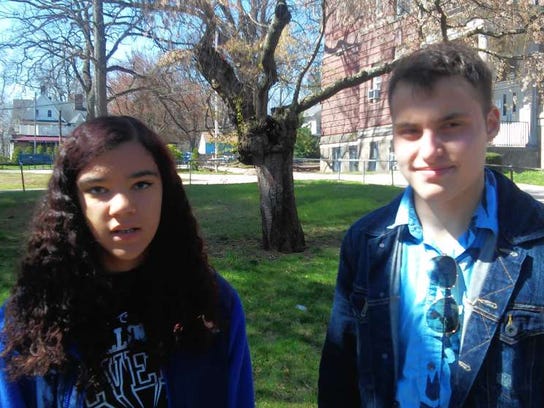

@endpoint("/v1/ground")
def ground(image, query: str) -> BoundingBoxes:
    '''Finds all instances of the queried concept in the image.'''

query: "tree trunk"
[238,113,305,253]
[255,150,305,252]
[93,0,108,116]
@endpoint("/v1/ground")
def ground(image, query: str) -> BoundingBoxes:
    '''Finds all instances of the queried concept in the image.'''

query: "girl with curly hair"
[0,115,254,407]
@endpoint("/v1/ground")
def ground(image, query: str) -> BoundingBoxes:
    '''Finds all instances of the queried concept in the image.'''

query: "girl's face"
[76,141,163,272]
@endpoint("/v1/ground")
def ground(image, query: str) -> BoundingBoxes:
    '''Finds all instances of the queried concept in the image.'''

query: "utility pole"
[58,110,62,145]
[33,93,37,154]
[213,29,219,162]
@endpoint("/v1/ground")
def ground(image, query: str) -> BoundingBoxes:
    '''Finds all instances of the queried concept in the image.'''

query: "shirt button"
[379,242,385,248]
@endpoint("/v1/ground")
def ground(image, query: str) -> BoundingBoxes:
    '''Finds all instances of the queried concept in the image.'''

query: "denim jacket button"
[504,313,518,337]
[505,322,518,337]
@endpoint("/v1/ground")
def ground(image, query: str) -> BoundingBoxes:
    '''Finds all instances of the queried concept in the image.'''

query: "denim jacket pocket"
[483,304,544,406]
[350,284,369,323]
[499,304,544,345]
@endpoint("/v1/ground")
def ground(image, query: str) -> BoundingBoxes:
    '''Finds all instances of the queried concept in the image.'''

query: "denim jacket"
[0,274,255,408]
[318,170,544,407]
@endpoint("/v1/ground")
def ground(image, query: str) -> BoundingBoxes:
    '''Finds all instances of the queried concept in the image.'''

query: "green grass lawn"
[510,169,544,185]
[0,178,401,407]
[2,165,543,406]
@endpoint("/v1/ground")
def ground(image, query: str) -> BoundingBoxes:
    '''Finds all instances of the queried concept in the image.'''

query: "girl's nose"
[109,192,135,216]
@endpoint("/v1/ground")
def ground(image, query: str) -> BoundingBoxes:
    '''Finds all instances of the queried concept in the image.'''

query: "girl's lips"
[112,228,138,234]
[111,227,140,240]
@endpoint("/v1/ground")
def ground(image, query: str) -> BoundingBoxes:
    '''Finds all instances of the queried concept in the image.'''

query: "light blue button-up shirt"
[394,169,499,407]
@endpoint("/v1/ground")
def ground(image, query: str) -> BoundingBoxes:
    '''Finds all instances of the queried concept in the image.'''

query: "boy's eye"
[443,121,461,128]
[395,127,420,139]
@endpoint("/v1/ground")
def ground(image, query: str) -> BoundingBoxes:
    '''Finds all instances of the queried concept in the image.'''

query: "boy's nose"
[419,129,443,160]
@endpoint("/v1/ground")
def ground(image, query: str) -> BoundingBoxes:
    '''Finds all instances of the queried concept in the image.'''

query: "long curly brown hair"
[1,116,219,388]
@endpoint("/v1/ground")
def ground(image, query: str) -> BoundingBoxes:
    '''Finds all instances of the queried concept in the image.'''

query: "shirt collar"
[389,168,499,240]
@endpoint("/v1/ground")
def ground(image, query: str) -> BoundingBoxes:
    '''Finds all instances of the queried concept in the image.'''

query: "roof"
[11,92,87,125]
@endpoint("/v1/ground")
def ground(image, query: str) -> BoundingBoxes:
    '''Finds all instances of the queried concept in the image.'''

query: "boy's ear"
[486,106,500,142]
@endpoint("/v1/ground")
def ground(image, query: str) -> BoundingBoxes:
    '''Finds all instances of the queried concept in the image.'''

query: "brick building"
[320,3,544,172]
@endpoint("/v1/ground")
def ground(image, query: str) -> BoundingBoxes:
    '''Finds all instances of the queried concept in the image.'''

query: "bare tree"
[2,0,542,252]
[125,0,395,252]
[109,51,216,150]
[0,0,154,117]
[160,0,542,253]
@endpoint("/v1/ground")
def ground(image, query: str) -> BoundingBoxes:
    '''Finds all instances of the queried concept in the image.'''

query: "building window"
[35,109,39,117]
[368,76,382,102]
[375,0,384,16]
[332,147,341,172]
[47,110,52,118]
[396,0,411,16]
[512,92,517,113]
[368,141,379,171]
[349,145,359,172]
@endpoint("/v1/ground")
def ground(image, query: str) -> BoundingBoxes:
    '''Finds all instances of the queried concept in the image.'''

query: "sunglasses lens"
[429,256,458,287]
[426,297,459,334]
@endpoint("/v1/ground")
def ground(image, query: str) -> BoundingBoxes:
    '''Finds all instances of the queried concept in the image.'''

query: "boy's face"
[76,140,163,273]
[391,75,499,211]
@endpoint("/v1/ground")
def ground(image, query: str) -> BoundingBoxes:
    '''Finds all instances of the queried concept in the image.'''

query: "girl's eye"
[134,181,152,190]
[87,186,108,195]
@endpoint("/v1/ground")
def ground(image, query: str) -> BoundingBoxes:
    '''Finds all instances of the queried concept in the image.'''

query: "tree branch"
[296,60,396,114]
[256,0,291,118]
[195,25,254,122]
[292,0,326,106]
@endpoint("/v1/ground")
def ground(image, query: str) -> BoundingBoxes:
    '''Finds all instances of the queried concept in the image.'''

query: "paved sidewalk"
[180,167,408,187]
[180,167,544,204]
[4,167,544,203]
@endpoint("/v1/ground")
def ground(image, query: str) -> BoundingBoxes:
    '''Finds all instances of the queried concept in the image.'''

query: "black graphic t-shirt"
[85,272,167,408]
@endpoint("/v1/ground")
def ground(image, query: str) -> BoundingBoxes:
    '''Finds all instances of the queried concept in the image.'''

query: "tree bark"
[238,111,305,252]
[255,150,305,252]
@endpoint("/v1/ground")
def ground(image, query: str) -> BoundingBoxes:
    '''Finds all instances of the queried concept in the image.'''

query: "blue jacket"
[318,170,544,407]
[0,275,255,408]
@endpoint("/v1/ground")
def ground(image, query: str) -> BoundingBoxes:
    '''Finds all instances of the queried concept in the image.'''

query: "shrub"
[191,148,200,171]
[167,144,182,163]
[294,127,320,158]
[486,152,502,166]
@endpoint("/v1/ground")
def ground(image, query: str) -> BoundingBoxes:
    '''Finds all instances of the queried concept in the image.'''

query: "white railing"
[492,121,529,147]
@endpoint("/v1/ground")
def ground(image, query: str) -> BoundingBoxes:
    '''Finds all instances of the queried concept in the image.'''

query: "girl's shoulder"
[214,272,243,312]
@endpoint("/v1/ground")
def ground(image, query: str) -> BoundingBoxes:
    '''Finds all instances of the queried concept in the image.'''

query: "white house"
[9,86,87,158]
